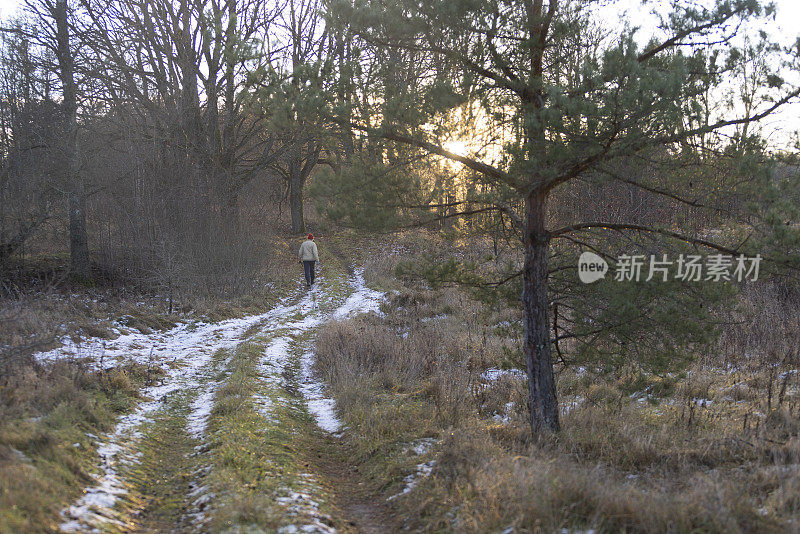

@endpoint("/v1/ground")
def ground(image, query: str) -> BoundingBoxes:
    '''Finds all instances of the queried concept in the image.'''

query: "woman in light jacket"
[298,234,319,288]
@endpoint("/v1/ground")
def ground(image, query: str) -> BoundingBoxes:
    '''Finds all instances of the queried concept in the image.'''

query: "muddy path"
[308,435,399,534]
[42,270,394,533]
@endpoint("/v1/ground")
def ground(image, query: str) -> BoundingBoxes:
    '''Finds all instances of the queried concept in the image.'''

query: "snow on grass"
[55,268,385,532]
[387,436,439,501]
[492,401,517,422]
[274,474,337,534]
[187,385,218,440]
[252,335,297,420]
[301,269,386,433]
[60,435,139,532]
[260,336,294,373]
[184,465,214,528]
[560,396,585,415]
[255,269,385,435]
[300,349,342,434]
[332,269,384,320]
[387,460,436,501]
[480,368,526,382]
[402,438,437,456]
[251,290,321,422]
[36,306,287,370]
[52,308,282,532]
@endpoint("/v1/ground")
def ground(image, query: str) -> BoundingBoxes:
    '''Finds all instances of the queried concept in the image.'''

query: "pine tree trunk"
[522,191,559,433]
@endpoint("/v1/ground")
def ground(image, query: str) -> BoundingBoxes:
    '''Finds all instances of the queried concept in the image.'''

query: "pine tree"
[324,0,800,433]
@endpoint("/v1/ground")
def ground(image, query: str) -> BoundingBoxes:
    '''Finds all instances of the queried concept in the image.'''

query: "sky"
[1,0,798,148]
[592,0,800,149]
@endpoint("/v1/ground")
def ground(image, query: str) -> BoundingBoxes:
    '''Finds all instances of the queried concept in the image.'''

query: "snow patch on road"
[256,269,385,435]
[332,270,384,320]
[187,384,218,440]
[300,349,342,434]
[36,306,285,370]
[50,309,279,532]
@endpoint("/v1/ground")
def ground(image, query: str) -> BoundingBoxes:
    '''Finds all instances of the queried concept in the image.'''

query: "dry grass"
[2,229,799,531]
[0,359,159,532]
[313,233,800,533]
[0,233,305,531]
[0,232,307,362]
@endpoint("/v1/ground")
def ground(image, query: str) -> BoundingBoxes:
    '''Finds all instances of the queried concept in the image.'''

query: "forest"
[1,0,800,532]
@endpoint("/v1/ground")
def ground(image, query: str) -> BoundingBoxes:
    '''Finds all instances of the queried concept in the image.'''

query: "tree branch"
[549,222,747,255]
[324,112,520,189]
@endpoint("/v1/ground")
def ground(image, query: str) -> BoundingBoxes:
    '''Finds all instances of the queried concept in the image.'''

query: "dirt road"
[38,270,393,533]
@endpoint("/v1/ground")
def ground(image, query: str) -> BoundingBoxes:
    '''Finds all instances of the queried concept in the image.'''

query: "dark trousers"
[303,260,316,286]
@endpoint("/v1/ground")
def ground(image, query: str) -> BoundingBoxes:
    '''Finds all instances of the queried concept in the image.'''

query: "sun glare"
[442,139,468,157]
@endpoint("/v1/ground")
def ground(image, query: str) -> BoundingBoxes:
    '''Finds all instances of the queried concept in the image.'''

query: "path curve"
[36,269,386,533]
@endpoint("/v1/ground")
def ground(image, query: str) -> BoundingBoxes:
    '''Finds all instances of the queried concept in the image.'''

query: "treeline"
[0,0,355,293]
[4,0,795,296]
[2,0,800,431]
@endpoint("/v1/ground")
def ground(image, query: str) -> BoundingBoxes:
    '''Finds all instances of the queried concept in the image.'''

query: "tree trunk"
[218,180,240,239]
[522,190,559,433]
[55,0,91,281]
[69,190,91,279]
[289,173,305,234]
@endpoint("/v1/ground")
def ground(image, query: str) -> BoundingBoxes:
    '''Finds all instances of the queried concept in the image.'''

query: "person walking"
[298,233,320,288]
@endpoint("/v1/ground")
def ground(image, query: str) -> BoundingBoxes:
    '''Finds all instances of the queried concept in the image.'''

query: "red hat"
[307,233,314,240]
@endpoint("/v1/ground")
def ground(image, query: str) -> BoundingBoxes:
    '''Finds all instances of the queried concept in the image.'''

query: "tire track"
[53,269,384,533]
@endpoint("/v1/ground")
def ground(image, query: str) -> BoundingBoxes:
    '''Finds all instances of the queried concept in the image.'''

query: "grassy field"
[0,234,306,532]
[0,362,161,532]
[314,231,800,533]
[2,229,799,533]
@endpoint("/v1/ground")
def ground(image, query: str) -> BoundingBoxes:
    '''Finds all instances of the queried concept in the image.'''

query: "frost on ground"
[184,464,214,528]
